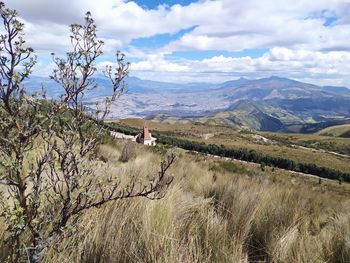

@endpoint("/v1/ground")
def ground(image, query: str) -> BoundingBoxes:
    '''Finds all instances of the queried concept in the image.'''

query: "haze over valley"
[26,75,350,132]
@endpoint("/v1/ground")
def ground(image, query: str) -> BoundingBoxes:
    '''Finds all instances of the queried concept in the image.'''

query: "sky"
[3,0,350,86]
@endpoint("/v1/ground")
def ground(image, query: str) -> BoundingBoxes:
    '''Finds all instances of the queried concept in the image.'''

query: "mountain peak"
[266,76,290,81]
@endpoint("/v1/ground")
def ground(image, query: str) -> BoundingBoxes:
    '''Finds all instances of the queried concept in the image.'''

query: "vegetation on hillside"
[117,118,350,173]
[0,4,173,262]
[107,121,350,182]
[157,135,350,182]
[317,124,350,138]
[261,132,350,155]
[1,3,350,263]
[2,142,346,263]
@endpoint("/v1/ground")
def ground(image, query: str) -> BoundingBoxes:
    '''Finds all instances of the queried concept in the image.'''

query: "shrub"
[119,142,136,162]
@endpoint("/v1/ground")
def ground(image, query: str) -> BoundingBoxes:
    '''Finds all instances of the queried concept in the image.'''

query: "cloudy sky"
[4,0,350,86]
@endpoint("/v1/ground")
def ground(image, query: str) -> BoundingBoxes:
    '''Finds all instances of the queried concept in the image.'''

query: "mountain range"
[24,75,350,133]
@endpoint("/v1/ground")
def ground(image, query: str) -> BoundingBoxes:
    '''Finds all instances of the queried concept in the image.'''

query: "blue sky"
[131,0,196,9]
[130,26,197,50]
[5,0,350,86]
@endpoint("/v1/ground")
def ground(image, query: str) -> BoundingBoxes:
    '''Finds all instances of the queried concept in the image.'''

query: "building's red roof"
[143,126,151,140]
[136,126,152,142]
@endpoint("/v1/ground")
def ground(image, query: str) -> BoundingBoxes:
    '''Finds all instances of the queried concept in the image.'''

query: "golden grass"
[0,219,8,261]
[119,119,350,173]
[317,124,350,137]
[28,142,350,262]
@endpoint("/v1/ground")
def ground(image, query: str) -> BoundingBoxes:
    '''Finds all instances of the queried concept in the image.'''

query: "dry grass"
[317,124,350,137]
[119,119,350,173]
[12,141,344,263]
[0,219,8,260]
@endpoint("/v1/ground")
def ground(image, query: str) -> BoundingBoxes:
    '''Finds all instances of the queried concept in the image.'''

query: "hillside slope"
[24,139,350,263]
[318,124,350,138]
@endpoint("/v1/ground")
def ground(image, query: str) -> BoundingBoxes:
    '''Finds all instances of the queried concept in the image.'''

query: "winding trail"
[256,134,350,159]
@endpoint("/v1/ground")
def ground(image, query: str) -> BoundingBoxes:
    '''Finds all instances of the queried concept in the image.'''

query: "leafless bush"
[119,142,136,163]
[0,3,174,263]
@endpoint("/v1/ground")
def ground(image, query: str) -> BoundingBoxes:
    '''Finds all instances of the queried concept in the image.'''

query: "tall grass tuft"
[2,142,350,262]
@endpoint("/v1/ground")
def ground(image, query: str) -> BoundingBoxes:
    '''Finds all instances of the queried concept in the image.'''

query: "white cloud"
[162,0,350,52]
[6,0,199,53]
[3,0,350,86]
[130,54,190,72]
[10,0,349,53]
[129,48,350,86]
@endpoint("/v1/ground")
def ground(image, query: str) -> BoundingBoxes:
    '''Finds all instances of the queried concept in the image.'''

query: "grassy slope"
[261,131,350,155]
[318,124,350,138]
[38,141,350,262]
[119,119,350,173]
[1,136,350,262]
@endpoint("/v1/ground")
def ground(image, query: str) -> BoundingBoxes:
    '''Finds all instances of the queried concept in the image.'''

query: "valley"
[26,75,350,133]
[112,119,350,175]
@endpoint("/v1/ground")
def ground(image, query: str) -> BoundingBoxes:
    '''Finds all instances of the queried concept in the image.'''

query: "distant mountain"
[24,75,350,133]
[214,100,287,131]
[321,86,350,95]
[217,76,346,101]
[205,76,350,132]
[122,76,220,93]
[24,75,219,97]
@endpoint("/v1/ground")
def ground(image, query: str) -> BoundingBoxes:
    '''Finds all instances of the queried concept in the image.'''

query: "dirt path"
[110,129,348,183]
[291,144,350,159]
[257,134,350,159]
[192,150,334,181]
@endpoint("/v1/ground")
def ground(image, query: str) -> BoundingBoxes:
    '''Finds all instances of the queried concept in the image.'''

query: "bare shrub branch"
[0,3,175,263]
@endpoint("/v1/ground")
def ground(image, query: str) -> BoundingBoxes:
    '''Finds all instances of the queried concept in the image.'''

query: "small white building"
[135,126,157,146]
[110,131,136,141]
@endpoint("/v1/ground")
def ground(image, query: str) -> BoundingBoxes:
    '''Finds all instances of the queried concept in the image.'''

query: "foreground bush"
[28,146,350,263]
